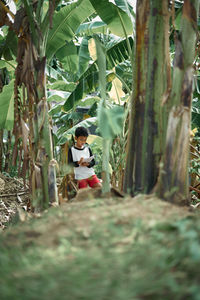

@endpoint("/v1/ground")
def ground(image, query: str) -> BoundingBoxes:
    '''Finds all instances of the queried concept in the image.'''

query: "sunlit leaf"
[0,60,16,71]
[76,20,107,36]
[88,38,97,61]
[98,102,124,139]
[47,90,71,102]
[89,0,133,37]
[87,134,102,148]
[47,80,76,92]
[108,77,125,103]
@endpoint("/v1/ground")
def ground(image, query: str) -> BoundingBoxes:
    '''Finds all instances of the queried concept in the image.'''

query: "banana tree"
[1,0,134,198]
[156,0,200,204]
[50,0,134,193]
[124,0,199,205]
[0,0,95,209]
[124,0,171,195]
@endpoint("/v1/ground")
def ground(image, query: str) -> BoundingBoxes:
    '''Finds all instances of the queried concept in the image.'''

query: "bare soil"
[0,171,194,242]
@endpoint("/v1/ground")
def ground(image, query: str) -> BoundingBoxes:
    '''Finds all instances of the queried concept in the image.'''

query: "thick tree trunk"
[124,0,170,195]
[123,0,149,194]
[14,11,58,209]
[156,0,199,204]
[27,50,58,209]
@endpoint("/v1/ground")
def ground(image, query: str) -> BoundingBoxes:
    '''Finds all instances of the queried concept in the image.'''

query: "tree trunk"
[13,4,58,209]
[124,0,171,195]
[26,45,58,209]
[156,0,199,204]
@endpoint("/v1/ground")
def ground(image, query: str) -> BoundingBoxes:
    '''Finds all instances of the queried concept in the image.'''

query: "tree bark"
[124,0,171,195]
[156,0,199,204]
[13,3,58,209]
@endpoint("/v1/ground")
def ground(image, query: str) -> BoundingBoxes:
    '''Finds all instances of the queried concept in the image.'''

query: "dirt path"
[2,193,192,248]
[1,181,199,300]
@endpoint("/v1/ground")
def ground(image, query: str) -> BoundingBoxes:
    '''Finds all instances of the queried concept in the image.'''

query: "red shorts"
[78,175,100,189]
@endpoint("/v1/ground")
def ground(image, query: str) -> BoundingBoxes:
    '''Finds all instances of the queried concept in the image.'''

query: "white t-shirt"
[68,146,95,180]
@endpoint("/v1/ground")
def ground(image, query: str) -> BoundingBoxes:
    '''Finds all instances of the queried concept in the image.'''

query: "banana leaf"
[114,0,134,13]
[46,0,95,60]
[47,80,76,93]
[98,102,125,139]
[89,0,133,37]
[0,80,14,130]
[56,41,78,74]
[106,36,133,69]
[76,20,107,36]
[0,60,16,71]
[46,65,70,82]
[78,37,91,77]
[0,30,17,60]
[62,34,133,112]
[62,71,99,112]
[47,90,71,102]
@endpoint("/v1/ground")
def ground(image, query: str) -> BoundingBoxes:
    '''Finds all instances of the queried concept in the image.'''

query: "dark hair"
[75,126,89,138]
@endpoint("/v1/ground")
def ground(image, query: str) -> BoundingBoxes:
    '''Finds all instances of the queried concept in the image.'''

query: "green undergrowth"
[0,196,200,300]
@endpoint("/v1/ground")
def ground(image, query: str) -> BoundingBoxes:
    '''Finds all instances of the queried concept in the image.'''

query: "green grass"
[0,198,200,300]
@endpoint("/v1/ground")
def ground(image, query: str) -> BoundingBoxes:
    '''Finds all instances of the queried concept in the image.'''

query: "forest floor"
[0,173,200,300]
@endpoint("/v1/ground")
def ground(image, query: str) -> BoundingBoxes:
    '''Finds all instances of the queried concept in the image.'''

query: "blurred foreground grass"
[0,195,200,300]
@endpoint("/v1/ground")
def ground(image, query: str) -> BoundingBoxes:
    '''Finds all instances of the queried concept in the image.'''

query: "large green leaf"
[62,70,115,112]
[98,102,125,139]
[89,0,133,37]
[192,98,200,129]
[114,0,133,13]
[78,37,91,77]
[62,35,133,112]
[76,20,108,36]
[0,30,18,60]
[46,0,95,60]
[49,103,63,116]
[56,41,78,74]
[106,36,133,69]
[0,80,14,130]
[114,0,136,22]
[47,80,76,92]
[0,60,16,71]
[79,35,134,75]
[46,65,69,82]
[79,96,101,108]
[47,90,71,102]
[62,71,99,112]
[94,36,107,100]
